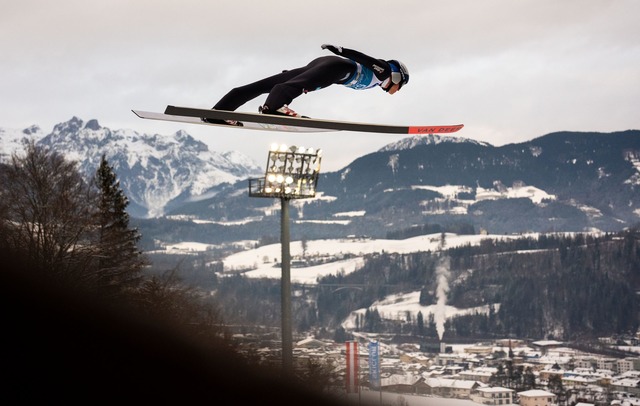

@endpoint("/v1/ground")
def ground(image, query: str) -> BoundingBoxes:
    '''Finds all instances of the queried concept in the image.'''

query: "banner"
[368,341,380,389]
[345,341,359,393]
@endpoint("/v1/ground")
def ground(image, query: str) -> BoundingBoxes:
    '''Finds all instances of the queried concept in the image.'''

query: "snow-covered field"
[217,233,527,284]
[163,232,530,330]
[340,291,498,330]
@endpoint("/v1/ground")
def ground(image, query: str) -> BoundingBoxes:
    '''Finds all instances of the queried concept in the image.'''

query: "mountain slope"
[166,130,640,240]
[303,130,640,233]
[0,117,262,218]
[3,118,638,236]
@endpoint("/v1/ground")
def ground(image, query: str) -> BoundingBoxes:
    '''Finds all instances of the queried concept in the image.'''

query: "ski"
[133,105,464,135]
[132,109,329,133]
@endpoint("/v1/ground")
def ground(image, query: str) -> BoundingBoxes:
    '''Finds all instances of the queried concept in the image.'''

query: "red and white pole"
[345,341,359,393]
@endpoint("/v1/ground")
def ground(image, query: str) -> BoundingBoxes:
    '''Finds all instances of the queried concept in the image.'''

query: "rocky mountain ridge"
[0,117,262,217]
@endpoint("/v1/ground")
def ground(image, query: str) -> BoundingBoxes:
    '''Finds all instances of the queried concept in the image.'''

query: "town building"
[470,386,515,405]
[517,389,556,406]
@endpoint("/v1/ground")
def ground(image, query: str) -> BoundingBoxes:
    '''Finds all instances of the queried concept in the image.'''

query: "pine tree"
[93,155,146,295]
[416,311,425,336]
[523,367,536,390]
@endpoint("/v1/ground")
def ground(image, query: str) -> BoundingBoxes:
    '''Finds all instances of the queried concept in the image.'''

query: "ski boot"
[259,105,309,118]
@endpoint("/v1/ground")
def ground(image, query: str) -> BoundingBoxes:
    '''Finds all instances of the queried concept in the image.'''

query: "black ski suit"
[212,45,398,112]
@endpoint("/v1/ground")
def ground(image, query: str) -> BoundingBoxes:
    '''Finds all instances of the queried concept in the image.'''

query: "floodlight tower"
[249,143,323,375]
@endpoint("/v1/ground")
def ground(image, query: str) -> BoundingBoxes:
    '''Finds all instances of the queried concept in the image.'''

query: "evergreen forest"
[209,229,640,342]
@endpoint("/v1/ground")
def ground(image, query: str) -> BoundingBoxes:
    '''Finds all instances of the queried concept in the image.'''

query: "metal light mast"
[249,143,322,375]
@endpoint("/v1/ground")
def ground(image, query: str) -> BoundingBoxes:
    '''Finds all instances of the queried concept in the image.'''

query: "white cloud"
[1,0,639,171]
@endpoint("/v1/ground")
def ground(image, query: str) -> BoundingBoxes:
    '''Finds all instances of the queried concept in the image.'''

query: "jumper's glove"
[321,44,343,55]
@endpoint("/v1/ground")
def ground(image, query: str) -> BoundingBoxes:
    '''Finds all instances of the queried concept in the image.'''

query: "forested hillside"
[211,229,640,341]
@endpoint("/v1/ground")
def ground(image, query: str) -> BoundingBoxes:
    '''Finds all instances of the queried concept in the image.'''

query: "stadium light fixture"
[249,144,322,199]
[248,143,323,375]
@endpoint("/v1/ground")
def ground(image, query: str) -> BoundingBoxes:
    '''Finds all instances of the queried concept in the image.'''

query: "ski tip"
[408,124,464,135]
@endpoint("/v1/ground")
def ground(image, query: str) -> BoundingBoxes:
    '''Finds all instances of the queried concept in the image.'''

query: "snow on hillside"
[219,233,519,283]
[1,119,263,218]
[340,290,499,330]
[624,150,640,186]
[207,232,520,332]
[0,125,44,162]
[378,134,489,152]
[477,183,556,204]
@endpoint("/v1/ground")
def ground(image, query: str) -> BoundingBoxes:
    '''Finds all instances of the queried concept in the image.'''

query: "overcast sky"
[2,0,639,171]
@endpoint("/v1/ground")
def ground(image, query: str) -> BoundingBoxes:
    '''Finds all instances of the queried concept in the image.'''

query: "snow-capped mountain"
[0,117,262,218]
[378,133,490,152]
[160,129,640,241]
[4,118,639,235]
[0,125,45,161]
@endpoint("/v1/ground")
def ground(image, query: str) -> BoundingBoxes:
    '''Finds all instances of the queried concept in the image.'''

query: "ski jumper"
[212,47,398,112]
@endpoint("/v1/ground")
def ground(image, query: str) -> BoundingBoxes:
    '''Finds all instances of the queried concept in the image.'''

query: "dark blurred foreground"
[1,249,351,405]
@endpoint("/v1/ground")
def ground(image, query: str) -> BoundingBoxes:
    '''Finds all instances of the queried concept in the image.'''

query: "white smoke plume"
[387,153,399,175]
[434,256,451,341]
